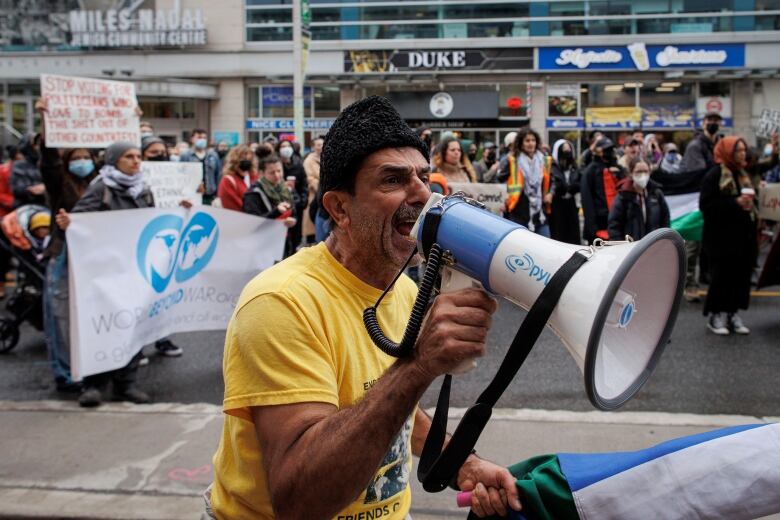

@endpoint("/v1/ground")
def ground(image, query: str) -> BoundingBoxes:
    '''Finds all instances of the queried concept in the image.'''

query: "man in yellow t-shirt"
[210,96,523,519]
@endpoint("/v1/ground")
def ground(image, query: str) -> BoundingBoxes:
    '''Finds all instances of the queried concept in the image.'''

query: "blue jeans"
[43,250,72,384]
[535,224,551,238]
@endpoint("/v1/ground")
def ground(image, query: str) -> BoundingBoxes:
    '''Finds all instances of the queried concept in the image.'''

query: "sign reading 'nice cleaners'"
[40,73,141,148]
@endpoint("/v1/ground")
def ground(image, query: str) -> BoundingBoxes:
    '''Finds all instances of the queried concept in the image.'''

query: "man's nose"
[407,174,431,205]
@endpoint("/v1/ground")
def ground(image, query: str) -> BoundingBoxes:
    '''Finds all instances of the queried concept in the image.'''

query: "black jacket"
[580,158,625,242]
[243,181,295,220]
[71,178,154,213]
[11,134,44,207]
[700,164,757,262]
[40,141,96,258]
[681,131,716,173]
[608,179,670,241]
[282,158,309,216]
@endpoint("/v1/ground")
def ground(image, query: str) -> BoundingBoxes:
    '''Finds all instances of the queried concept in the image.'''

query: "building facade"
[1,0,779,153]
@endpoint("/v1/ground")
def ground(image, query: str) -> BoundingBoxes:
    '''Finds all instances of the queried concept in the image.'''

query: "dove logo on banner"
[136,212,220,293]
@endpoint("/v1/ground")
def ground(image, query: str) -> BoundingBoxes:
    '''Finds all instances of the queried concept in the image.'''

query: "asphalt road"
[1,295,778,416]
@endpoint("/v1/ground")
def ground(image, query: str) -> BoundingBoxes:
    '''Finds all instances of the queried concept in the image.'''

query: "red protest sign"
[40,74,141,148]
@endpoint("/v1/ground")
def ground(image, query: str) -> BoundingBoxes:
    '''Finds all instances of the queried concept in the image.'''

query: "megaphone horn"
[409,192,686,411]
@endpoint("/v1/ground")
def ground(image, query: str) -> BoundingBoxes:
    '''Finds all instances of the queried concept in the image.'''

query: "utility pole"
[293,0,310,145]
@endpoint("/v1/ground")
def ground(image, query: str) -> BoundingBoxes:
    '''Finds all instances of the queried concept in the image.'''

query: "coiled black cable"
[363,244,444,358]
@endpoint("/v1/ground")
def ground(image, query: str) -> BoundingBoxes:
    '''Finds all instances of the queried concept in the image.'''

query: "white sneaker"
[707,313,730,335]
[729,314,750,335]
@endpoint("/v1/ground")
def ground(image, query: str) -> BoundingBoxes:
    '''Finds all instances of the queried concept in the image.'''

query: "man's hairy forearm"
[270,358,432,519]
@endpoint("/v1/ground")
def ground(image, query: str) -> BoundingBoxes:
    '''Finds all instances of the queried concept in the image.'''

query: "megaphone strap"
[418,250,590,493]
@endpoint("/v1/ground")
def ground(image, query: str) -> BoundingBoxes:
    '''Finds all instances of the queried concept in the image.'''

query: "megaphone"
[407,192,685,411]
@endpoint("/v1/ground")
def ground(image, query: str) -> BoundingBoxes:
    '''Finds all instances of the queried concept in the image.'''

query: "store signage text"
[69,7,207,48]
[246,119,334,130]
[546,118,585,129]
[344,48,532,73]
[409,51,466,69]
[555,49,622,69]
[540,43,744,71]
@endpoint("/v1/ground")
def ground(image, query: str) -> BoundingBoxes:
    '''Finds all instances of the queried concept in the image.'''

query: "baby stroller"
[0,204,49,353]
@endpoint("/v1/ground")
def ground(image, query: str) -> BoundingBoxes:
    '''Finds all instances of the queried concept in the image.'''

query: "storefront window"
[499,84,529,118]
[260,86,313,118]
[583,84,635,108]
[699,82,731,97]
[137,100,195,119]
[313,86,340,117]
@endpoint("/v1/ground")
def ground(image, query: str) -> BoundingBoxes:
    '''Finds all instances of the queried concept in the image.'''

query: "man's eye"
[384,176,400,184]
[420,175,430,184]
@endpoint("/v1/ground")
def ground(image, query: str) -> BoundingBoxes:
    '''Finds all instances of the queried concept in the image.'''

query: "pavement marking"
[429,407,776,427]
[0,400,222,415]
[693,289,780,297]
[3,400,773,427]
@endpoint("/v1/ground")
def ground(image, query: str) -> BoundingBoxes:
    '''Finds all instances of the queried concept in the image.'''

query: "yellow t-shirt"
[211,242,419,520]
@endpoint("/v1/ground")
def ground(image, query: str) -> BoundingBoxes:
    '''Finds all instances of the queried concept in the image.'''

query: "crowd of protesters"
[0,97,777,408]
[418,112,779,339]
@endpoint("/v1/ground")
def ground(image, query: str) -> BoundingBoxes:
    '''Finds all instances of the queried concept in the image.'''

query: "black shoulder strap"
[418,250,589,492]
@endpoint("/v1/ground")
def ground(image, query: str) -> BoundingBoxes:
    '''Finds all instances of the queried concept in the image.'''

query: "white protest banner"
[448,182,508,215]
[759,183,780,221]
[40,73,141,148]
[756,108,780,139]
[67,206,287,380]
[142,161,203,208]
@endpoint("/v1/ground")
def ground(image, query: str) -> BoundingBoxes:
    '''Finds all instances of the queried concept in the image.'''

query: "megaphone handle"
[440,267,482,374]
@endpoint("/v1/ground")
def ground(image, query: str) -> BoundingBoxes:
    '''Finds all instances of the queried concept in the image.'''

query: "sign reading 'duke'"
[539,43,745,71]
[344,48,533,73]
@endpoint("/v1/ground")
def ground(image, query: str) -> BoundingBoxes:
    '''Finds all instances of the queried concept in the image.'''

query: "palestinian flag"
[652,168,709,241]
[472,423,780,520]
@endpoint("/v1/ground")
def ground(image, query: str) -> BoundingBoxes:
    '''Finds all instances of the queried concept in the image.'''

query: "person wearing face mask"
[580,137,626,243]
[660,142,683,174]
[141,136,168,162]
[217,144,257,212]
[608,157,669,241]
[216,140,230,162]
[180,128,221,205]
[472,142,498,183]
[681,112,722,173]
[277,140,308,253]
[549,139,582,244]
[35,97,99,392]
[57,141,154,407]
[467,142,478,164]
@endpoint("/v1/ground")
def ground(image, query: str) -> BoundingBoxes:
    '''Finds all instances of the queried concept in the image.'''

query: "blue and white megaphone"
[405,192,686,411]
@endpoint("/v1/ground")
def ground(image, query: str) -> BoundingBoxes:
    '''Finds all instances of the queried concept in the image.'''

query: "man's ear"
[322,191,350,229]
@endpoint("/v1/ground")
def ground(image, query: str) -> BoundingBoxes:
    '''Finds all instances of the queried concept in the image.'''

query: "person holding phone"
[243,154,298,257]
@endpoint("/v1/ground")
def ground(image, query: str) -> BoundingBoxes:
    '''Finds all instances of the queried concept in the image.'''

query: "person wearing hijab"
[700,136,758,336]
[57,141,154,407]
[549,139,581,244]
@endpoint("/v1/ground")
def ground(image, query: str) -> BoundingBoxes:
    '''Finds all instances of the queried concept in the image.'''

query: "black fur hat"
[319,96,429,199]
